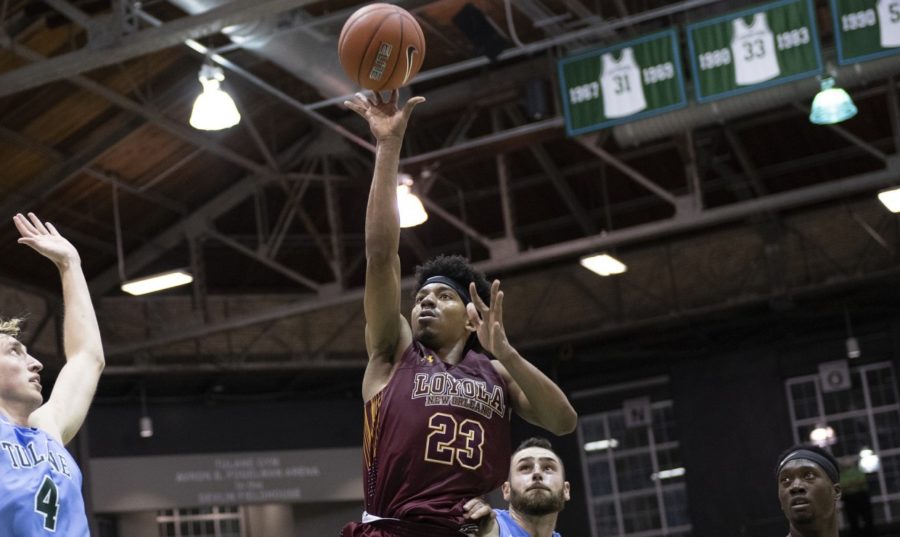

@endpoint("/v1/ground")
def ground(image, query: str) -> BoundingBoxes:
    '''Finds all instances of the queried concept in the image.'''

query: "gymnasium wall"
[84,318,900,537]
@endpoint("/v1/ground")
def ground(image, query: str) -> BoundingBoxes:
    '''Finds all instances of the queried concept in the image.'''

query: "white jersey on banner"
[731,12,780,86]
[878,0,900,48]
[600,47,647,119]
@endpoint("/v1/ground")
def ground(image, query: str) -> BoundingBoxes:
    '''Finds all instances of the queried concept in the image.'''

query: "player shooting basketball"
[341,90,577,537]
[0,213,104,536]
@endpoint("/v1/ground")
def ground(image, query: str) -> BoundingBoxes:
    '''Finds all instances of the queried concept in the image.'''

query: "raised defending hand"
[467,279,512,360]
[13,212,80,268]
[343,89,425,142]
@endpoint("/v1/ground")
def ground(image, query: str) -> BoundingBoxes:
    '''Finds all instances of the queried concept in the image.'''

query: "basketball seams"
[413,14,426,69]
[338,4,425,91]
[338,4,395,54]
[357,12,399,90]
[379,13,405,92]
[405,14,426,84]
[338,5,396,82]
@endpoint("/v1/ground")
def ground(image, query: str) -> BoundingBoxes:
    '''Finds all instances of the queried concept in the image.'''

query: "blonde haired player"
[0,213,104,536]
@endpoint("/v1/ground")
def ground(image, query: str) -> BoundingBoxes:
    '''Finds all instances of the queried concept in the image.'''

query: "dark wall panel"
[87,398,362,457]
[672,350,792,537]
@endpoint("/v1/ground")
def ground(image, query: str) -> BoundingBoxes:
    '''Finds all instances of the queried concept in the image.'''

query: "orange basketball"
[338,3,426,91]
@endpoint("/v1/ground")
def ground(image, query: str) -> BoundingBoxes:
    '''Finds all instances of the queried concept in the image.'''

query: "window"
[579,400,691,537]
[786,362,900,524]
[157,506,243,537]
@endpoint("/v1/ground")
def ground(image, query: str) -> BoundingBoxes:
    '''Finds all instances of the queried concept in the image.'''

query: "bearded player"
[479,437,570,537]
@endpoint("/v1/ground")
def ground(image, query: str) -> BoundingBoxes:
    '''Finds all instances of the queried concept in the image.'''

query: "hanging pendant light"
[397,174,428,228]
[189,64,241,131]
[809,77,857,125]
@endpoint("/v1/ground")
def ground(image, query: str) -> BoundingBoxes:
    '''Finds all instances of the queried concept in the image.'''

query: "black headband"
[777,449,840,483]
[420,275,471,304]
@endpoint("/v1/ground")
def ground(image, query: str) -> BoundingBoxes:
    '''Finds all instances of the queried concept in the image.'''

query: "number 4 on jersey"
[34,475,59,531]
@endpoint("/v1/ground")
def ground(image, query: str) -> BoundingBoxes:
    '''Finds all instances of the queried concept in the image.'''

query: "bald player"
[341,90,577,537]
[776,445,842,537]
[0,213,105,536]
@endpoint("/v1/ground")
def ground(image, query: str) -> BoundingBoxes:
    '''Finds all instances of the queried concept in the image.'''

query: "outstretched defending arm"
[469,280,578,435]
[16,213,105,445]
[344,91,424,400]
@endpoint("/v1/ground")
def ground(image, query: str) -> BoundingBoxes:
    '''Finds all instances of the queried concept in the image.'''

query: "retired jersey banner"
[557,29,687,136]
[832,0,900,63]
[687,0,822,102]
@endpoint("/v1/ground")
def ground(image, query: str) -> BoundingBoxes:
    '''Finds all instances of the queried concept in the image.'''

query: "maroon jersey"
[361,341,512,533]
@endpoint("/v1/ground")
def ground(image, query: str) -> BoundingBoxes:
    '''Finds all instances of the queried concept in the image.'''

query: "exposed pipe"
[168,0,354,98]
[136,9,374,152]
[104,157,900,357]
[306,0,724,110]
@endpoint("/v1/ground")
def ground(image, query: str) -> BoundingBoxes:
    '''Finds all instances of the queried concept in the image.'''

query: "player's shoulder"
[399,339,430,365]
[492,510,516,537]
[27,407,63,444]
[0,411,35,436]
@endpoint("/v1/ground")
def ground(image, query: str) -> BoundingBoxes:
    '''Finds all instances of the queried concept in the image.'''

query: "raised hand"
[467,279,511,360]
[13,212,80,268]
[344,89,425,142]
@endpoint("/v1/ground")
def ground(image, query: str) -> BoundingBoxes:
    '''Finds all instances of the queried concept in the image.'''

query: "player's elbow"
[549,408,578,436]
[366,232,398,260]
[80,350,105,373]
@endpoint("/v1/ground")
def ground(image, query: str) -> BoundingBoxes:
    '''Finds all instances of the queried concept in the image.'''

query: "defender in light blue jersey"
[0,213,105,536]
[478,438,569,537]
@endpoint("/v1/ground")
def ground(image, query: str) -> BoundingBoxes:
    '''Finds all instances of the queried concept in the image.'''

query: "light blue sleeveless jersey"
[495,509,561,537]
[0,416,89,536]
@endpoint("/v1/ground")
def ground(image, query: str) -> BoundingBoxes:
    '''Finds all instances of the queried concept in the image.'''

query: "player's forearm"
[365,138,403,260]
[498,347,577,435]
[58,260,105,367]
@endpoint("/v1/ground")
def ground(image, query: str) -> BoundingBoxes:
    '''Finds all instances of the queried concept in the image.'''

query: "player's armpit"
[492,359,577,436]
[31,352,103,444]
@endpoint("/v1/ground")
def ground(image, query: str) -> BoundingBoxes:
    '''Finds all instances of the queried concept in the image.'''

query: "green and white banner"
[832,0,900,63]
[557,29,687,136]
[686,0,822,102]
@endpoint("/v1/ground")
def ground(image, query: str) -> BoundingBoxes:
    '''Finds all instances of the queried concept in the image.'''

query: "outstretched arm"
[469,280,577,435]
[17,213,105,444]
[345,91,424,400]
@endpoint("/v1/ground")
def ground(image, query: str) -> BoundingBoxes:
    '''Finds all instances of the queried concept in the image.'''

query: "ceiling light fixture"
[584,438,619,452]
[121,269,194,296]
[809,77,857,125]
[809,424,836,447]
[190,64,241,131]
[139,385,153,439]
[878,187,900,213]
[397,173,428,228]
[580,253,627,277]
[844,307,860,359]
[651,467,685,481]
[859,448,881,473]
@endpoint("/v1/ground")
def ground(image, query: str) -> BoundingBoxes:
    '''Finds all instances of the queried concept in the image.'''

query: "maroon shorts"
[341,520,476,537]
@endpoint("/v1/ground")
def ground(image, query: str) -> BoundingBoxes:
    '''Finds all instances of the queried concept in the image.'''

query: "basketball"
[338,3,426,91]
